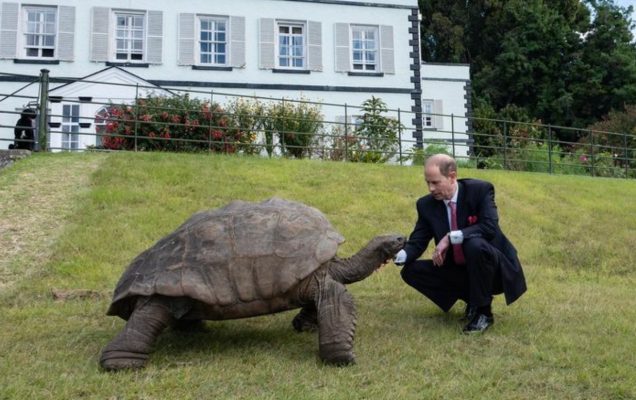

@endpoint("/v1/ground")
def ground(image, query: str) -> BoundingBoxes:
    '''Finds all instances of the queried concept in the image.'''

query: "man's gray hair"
[425,154,457,177]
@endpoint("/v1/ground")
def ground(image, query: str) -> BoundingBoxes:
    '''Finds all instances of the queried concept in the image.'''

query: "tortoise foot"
[100,350,149,371]
[321,351,356,366]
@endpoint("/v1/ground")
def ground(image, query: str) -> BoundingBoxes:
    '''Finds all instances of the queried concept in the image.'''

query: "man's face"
[424,164,456,201]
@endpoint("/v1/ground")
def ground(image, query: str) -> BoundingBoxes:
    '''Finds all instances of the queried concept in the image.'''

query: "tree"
[419,0,636,138]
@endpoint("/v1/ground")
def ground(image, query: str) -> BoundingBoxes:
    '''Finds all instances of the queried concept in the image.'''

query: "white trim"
[275,20,306,69]
[20,5,57,59]
[111,10,146,62]
[195,14,229,66]
[350,24,378,72]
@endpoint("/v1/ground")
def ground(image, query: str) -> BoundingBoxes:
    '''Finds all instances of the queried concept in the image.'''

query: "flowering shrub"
[99,94,256,153]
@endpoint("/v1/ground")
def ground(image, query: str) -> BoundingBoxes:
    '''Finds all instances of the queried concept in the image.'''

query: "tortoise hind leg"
[317,276,356,365]
[100,296,175,371]
[292,305,318,332]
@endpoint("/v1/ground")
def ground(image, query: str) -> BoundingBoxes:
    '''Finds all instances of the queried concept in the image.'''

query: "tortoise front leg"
[100,296,175,371]
[316,277,356,365]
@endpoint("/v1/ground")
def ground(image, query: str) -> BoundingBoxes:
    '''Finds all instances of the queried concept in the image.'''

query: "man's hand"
[394,249,407,266]
[432,234,450,267]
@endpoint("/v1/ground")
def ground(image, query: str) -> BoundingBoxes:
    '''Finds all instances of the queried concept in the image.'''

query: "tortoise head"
[371,234,407,262]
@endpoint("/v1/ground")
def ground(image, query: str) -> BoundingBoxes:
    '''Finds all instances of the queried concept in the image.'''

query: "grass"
[1,151,635,399]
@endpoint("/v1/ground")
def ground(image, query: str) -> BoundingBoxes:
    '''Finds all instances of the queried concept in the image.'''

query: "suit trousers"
[400,238,504,312]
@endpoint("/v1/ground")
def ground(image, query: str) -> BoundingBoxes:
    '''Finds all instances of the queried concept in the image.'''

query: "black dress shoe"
[462,313,494,334]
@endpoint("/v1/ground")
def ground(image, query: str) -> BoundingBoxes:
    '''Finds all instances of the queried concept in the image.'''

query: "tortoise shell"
[106,198,345,319]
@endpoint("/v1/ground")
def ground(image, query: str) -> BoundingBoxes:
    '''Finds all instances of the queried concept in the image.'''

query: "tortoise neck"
[327,240,386,284]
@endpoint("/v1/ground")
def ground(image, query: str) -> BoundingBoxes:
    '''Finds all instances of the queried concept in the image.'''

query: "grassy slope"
[1,152,635,399]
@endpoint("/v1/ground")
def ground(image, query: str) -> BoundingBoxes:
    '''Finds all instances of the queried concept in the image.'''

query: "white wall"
[1,0,422,149]
[421,63,471,157]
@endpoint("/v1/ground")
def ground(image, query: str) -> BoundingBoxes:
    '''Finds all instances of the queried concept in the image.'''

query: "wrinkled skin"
[99,200,405,370]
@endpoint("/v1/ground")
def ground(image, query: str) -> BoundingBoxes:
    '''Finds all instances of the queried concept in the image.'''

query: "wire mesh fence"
[1,70,635,178]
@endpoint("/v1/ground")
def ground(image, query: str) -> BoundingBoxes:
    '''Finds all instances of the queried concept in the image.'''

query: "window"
[277,22,304,68]
[94,106,112,147]
[351,26,377,71]
[115,12,145,61]
[198,16,227,65]
[61,104,80,150]
[423,101,433,128]
[23,6,56,58]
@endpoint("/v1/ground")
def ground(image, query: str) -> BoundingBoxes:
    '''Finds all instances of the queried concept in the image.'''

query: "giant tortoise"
[100,197,405,370]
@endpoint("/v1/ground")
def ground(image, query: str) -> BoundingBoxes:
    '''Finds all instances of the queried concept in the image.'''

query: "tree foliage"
[420,0,636,133]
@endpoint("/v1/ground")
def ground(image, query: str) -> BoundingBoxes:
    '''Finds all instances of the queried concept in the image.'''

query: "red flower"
[468,215,478,225]
[211,130,223,140]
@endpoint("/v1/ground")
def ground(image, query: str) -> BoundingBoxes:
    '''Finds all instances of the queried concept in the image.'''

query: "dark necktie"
[448,201,465,265]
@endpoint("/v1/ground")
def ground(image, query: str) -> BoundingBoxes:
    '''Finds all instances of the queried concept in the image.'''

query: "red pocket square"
[468,215,478,225]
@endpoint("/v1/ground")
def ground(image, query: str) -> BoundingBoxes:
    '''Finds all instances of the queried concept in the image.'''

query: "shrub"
[268,99,323,159]
[349,96,402,163]
[99,94,256,153]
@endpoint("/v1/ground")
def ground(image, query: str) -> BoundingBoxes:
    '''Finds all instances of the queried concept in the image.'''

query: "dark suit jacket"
[403,178,526,305]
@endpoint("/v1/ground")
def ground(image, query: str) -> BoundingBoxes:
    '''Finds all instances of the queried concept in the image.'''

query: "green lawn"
[1,152,635,399]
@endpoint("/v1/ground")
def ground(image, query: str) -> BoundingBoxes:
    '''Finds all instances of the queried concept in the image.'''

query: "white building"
[0,0,470,155]
[421,62,471,157]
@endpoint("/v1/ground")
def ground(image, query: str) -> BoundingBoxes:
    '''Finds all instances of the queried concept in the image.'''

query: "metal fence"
[1,69,635,178]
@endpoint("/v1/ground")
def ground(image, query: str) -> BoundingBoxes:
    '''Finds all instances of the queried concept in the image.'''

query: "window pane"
[279,26,288,34]
[216,54,226,64]
[215,32,225,42]
[279,57,288,67]
[42,48,54,57]
[292,26,302,34]
[217,43,226,54]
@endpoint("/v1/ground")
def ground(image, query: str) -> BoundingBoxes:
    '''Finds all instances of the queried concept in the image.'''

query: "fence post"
[398,108,403,165]
[37,69,49,152]
[208,90,213,153]
[548,125,553,174]
[451,113,456,159]
[344,103,348,162]
[623,130,629,178]
[503,120,508,170]
[133,84,139,152]
[590,129,595,177]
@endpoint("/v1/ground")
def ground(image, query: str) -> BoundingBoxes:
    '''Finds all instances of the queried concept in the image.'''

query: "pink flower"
[468,215,478,225]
